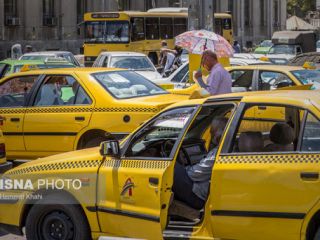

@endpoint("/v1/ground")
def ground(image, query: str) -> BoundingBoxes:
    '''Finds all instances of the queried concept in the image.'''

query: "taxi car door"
[0,75,39,154]
[23,74,93,154]
[210,103,320,240]
[96,107,197,239]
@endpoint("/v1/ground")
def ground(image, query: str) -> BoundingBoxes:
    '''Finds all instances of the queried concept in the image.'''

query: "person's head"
[201,50,218,71]
[25,45,32,53]
[161,40,167,47]
[234,40,238,45]
[210,116,228,146]
[174,45,183,55]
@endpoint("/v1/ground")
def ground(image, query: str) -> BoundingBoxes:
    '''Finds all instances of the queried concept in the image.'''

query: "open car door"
[96,106,198,239]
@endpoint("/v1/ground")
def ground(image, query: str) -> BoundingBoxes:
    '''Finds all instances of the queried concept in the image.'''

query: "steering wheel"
[266,77,276,84]
[0,95,18,106]
[160,139,175,158]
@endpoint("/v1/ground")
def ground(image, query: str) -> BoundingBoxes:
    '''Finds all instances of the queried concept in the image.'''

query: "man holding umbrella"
[194,50,232,96]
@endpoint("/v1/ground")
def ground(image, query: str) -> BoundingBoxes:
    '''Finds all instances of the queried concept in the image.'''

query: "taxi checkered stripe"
[103,159,170,169]
[94,107,158,113]
[217,154,320,164]
[26,108,93,113]
[0,107,158,114]
[0,109,25,114]
[7,160,101,175]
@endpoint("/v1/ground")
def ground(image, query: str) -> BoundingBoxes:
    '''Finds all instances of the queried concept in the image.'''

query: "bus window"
[131,17,145,41]
[146,18,159,40]
[223,18,232,30]
[214,19,223,36]
[85,21,129,43]
[160,18,173,39]
[173,18,187,36]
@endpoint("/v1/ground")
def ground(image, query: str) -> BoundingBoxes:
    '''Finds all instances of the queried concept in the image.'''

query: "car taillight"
[0,143,6,158]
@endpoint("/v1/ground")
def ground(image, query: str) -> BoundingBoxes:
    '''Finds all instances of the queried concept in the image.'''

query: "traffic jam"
[1,5,320,240]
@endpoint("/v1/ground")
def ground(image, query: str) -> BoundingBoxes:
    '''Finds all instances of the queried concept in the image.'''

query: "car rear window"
[93,70,167,99]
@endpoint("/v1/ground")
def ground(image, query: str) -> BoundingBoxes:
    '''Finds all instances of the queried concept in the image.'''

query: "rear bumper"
[0,162,12,174]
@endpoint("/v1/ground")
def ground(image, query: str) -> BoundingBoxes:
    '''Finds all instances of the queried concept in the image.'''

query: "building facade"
[0,0,286,59]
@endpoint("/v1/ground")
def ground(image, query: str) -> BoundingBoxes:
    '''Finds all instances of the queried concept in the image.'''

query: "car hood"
[5,147,102,175]
[130,93,190,110]
[135,70,162,80]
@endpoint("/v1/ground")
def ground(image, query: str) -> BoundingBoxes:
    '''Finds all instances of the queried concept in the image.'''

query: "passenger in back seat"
[238,132,264,152]
[172,117,228,210]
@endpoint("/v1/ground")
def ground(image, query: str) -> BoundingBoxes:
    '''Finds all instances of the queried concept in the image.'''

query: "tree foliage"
[288,0,316,17]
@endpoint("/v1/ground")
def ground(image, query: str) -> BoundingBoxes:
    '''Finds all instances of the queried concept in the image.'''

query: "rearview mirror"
[100,140,121,158]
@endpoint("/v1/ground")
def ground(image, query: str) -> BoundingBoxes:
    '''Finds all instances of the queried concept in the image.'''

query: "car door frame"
[212,102,320,240]
[96,105,201,239]
[22,73,94,154]
[229,68,259,91]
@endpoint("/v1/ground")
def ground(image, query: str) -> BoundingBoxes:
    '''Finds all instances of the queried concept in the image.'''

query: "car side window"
[229,105,303,153]
[124,107,196,159]
[34,75,91,106]
[259,71,295,90]
[230,70,253,92]
[102,56,109,67]
[172,65,188,83]
[0,75,38,107]
[301,113,320,152]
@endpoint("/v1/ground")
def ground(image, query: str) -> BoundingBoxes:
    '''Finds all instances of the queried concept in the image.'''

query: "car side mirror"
[100,140,121,158]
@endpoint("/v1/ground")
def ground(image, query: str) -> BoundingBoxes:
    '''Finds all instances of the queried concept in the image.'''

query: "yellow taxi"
[0,68,190,160]
[226,65,318,91]
[1,90,320,240]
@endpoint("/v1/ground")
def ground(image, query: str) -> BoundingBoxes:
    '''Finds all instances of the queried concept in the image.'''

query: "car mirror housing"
[100,140,121,158]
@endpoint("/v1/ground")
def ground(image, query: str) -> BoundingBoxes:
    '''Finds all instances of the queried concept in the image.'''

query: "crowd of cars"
[1,48,320,239]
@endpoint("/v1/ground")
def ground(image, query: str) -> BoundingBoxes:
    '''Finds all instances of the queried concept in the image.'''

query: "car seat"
[238,131,264,152]
[264,123,294,152]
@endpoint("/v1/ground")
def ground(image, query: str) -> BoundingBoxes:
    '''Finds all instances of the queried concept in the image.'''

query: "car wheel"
[26,197,91,240]
[83,136,107,148]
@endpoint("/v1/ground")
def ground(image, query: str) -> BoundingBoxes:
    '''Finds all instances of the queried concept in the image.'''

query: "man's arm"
[206,70,222,95]
[186,148,217,182]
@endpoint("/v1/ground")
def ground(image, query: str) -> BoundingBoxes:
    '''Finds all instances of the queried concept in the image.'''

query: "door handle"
[300,172,319,181]
[75,116,85,121]
[10,118,20,122]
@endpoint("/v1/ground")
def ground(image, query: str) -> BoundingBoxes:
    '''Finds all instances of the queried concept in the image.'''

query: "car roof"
[0,59,45,64]
[0,67,125,78]
[226,65,305,71]
[168,90,320,110]
[99,51,147,57]
[22,51,73,56]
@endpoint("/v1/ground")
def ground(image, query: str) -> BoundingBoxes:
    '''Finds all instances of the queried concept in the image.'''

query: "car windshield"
[260,40,273,47]
[93,70,167,99]
[20,55,52,61]
[110,56,155,71]
[85,21,129,43]
[269,45,295,54]
[291,70,320,89]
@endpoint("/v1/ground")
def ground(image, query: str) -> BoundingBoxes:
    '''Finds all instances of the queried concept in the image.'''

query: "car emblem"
[120,178,134,197]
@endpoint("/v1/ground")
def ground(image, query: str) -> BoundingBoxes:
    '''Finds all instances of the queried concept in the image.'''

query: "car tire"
[25,195,91,240]
[315,227,320,240]
[83,136,107,148]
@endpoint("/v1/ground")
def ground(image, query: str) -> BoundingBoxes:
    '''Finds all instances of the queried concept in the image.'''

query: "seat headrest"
[270,123,294,145]
[238,131,264,152]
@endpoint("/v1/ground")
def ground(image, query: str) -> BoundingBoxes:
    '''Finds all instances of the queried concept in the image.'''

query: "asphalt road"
[0,234,25,240]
